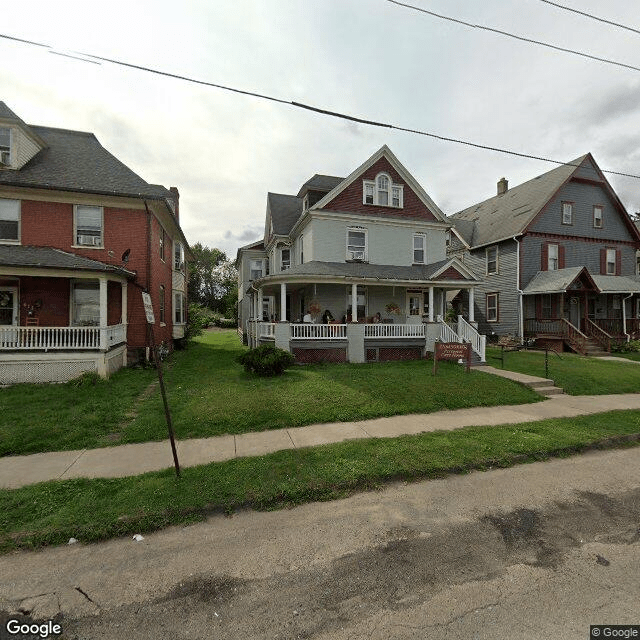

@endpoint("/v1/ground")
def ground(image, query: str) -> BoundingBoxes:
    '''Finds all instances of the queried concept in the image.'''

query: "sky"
[2,0,640,259]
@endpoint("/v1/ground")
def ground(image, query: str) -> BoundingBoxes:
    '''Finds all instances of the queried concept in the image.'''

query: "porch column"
[428,286,434,322]
[121,281,128,343]
[99,277,108,351]
[258,287,263,321]
[468,287,475,323]
[280,282,287,321]
[351,283,358,321]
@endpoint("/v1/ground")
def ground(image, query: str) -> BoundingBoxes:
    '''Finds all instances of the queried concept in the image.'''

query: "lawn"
[1,409,638,553]
[486,346,640,395]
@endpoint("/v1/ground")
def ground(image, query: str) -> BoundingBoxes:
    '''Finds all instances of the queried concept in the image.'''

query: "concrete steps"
[526,379,565,396]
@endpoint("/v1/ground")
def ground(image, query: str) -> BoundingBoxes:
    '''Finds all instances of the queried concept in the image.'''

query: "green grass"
[486,346,640,395]
[1,409,638,553]
[0,331,541,456]
[612,351,640,362]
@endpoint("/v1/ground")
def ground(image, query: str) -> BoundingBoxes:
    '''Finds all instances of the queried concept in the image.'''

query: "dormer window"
[281,247,291,271]
[0,127,10,166]
[302,194,309,211]
[363,173,403,208]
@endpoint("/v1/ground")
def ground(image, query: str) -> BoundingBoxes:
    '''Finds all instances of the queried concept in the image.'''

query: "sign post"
[433,341,471,376]
[142,292,180,478]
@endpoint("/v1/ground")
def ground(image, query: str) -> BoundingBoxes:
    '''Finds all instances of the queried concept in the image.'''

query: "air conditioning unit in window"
[78,235,101,246]
[349,250,365,261]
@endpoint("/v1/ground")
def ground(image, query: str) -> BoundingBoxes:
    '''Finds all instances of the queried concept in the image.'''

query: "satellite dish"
[121,249,131,265]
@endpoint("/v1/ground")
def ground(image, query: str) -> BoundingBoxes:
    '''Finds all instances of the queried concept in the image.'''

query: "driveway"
[1,447,638,640]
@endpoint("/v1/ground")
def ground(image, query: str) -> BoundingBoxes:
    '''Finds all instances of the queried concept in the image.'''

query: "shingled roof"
[296,174,344,197]
[268,192,304,236]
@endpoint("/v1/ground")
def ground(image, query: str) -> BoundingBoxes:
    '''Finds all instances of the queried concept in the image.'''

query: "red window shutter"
[541,243,548,271]
[600,248,606,275]
[616,249,621,275]
[558,245,565,269]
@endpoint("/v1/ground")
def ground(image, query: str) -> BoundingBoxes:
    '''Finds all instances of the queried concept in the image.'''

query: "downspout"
[623,292,633,342]
[514,236,524,341]
[144,201,153,361]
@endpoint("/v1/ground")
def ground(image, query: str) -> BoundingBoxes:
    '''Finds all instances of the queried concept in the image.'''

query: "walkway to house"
[3,364,640,489]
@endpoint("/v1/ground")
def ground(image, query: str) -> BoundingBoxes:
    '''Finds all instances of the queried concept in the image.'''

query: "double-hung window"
[0,127,10,165]
[413,234,426,264]
[159,285,166,324]
[593,205,603,228]
[174,241,184,271]
[174,291,186,324]
[159,228,166,261]
[72,281,100,326]
[541,294,553,319]
[0,198,19,242]
[363,173,403,207]
[75,205,103,247]
[486,293,499,322]
[548,243,559,271]
[250,259,264,280]
[486,246,498,274]
[347,228,367,261]
[562,202,573,225]
[281,248,290,271]
[606,249,616,275]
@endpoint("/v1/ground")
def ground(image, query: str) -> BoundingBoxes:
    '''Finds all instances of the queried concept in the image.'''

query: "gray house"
[236,146,485,363]
[448,153,640,353]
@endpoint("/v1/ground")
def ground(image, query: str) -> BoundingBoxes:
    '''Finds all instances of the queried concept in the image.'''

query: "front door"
[0,288,18,326]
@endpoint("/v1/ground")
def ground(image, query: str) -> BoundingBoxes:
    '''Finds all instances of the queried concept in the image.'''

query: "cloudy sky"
[3,0,640,258]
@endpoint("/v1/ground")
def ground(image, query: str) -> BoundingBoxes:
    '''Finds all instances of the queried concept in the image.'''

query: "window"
[407,292,423,316]
[299,234,304,264]
[159,227,166,261]
[541,294,553,319]
[413,234,426,263]
[548,243,559,271]
[606,249,616,275]
[362,173,403,207]
[250,259,264,280]
[486,246,498,274]
[159,285,165,324]
[0,127,10,165]
[302,194,309,211]
[174,241,184,271]
[347,228,367,261]
[75,205,103,247]
[562,202,573,225]
[593,205,603,228]
[281,248,290,271]
[0,198,19,242]
[174,291,186,324]
[72,281,99,326]
[486,293,499,322]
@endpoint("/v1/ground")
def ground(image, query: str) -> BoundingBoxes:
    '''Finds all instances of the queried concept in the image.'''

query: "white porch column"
[99,277,108,351]
[121,281,128,343]
[428,286,434,322]
[258,287,263,321]
[351,283,358,321]
[280,282,287,321]
[468,287,475,323]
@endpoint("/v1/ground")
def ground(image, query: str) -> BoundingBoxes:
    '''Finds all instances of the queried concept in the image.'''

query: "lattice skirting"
[292,347,347,363]
[367,346,424,362]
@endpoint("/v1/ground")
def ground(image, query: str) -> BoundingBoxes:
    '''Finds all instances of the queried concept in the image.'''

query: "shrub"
[67,371,102,387]
[236,344,295,377]
[186,303,212,340]
[218,318,237,329]
[612,339,640,353]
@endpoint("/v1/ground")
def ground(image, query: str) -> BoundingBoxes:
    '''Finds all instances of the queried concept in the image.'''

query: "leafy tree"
[187,243,227,311]
[212,260,239,319]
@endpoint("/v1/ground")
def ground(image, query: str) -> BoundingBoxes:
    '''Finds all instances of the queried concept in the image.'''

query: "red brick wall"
[107,281,122,326]
[18,277,70,326]
[320,157,438,221]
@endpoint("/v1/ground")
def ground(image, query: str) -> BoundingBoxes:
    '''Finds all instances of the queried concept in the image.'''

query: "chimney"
[169,186,180,220]
[497,177,508,196]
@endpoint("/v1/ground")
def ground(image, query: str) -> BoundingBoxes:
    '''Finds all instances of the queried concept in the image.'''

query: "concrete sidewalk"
[3,381,640,488]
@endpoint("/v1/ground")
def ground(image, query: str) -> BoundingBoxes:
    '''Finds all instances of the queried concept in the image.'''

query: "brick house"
[0,102,191,384]
[236,145,485,364]
[448,153,640,353]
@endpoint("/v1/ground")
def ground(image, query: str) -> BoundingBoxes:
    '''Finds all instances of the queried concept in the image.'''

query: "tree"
[187,242,227,310]
[212,260,239,319]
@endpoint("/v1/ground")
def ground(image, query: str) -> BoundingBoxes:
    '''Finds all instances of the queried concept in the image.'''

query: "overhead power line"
[386,0,640,73]
[537,0,640,36]
[1,31,640,180]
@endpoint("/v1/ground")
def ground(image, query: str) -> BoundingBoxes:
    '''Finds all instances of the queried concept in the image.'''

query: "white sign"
[141,292,155,324]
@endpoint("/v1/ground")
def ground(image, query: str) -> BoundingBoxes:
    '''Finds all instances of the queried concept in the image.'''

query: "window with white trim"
[593,205,603,228]
[562,202,573,225]
[413,234,426,264]
[281,247,290,271]
[159,227,166,261]
[548,243,559,271]
[249,259,264,280]
[299,234,304,264]
[72,281,99,326]
[347,228,367,261]
[362,173,403,207]
[486,246,498,274]
[606,249,616,275]
[174,291,186,324]
[159,285,166,324]
[0,127,10,165]
[0,198,19,242]
[75,205,103,247]
[486,293,498,322]
[174,241,184,271]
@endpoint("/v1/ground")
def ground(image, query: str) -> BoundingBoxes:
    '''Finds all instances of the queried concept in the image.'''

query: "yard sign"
[433,341,471,375]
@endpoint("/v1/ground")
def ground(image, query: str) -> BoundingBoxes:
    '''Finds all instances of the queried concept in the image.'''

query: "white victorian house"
[236,146,486,364]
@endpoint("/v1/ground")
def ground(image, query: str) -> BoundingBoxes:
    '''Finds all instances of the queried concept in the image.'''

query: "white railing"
[0,325,126,351]
[259,322,276,338]
[291,323,347,339]
[457,315,486,363]
[364,323,425,338]
[438,316,460,344]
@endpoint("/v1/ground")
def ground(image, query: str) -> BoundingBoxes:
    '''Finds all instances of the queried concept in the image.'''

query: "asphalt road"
[1,446,639,640]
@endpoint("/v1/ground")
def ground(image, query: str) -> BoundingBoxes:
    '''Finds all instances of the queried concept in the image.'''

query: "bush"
[186,303,213,340]
[218,318,236,329]
[236,344,295,377]
[67,371,102,387]
[612,339,640,353]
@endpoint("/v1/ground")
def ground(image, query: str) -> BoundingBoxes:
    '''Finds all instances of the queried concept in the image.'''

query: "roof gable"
[312,146,446,223]
[267,192,303,236]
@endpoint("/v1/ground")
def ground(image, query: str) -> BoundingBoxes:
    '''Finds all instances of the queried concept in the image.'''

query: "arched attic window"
[363,173,403,208]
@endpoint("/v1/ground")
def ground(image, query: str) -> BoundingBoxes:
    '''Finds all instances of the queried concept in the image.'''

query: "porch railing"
[259,322,276,338]
[584,319,611,353]
[524,318,564,336]
[437,316,460,344]
[291,323,347,339]
[0,324,126,351]
[364,323,425,338]
[457,315,486,363]
[562,319,587,355]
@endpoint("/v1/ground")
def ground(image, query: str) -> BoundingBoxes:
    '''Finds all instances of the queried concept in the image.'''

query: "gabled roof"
[0,123,174,201]
[267,192,304,236]
[296,174,343,197]
[0,101,48,151]
[0,245,135,277]
[591,274,640,294]
[451,155,590,248]
[522,267,594,294]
